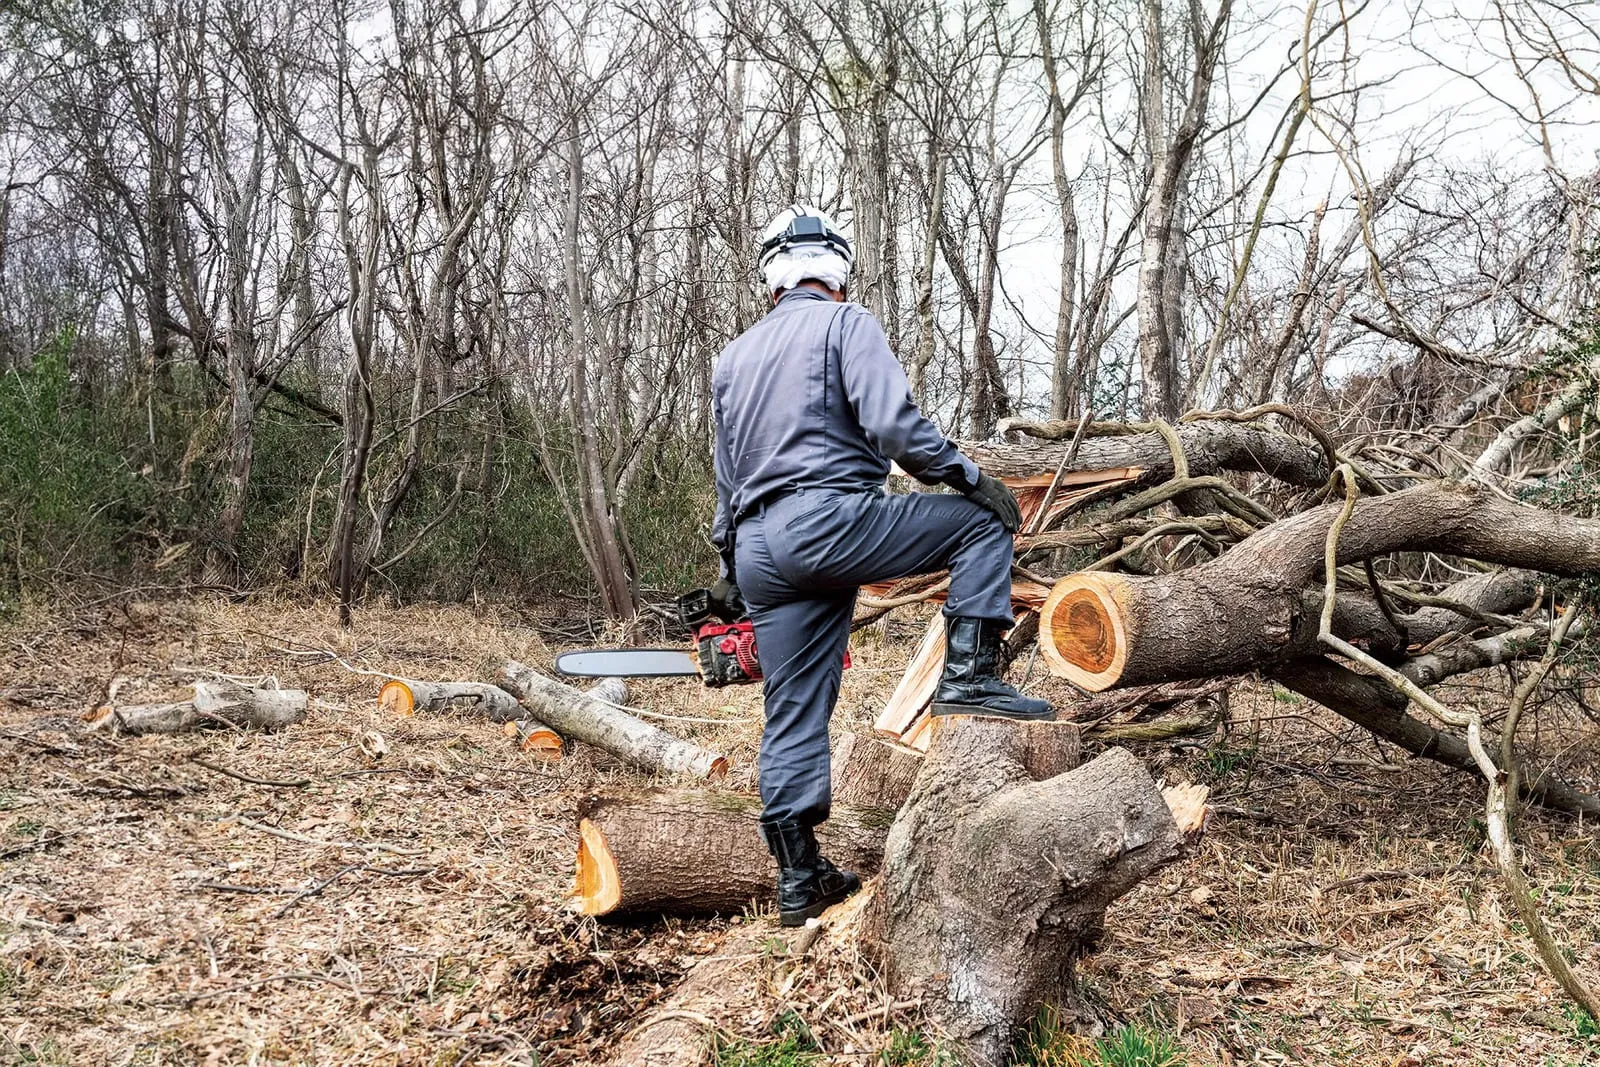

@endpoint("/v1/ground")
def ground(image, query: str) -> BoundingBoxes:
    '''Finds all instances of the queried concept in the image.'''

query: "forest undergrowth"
[1,595,1597,1066]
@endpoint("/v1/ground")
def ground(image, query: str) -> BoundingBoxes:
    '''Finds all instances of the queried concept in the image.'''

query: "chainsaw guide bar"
[553,649,702,679]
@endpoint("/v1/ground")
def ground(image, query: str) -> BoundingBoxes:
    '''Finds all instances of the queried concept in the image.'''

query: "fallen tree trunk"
[967,421,1330,488]
[1039,482,1600,690]
[495,661,727,780]
[866,718,1206,1065]
[573,789,893,917]
[85,681,307,735]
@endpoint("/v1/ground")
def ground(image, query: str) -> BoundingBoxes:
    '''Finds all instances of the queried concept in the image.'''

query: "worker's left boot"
[760,819,861,927]
[931,615,1054,720]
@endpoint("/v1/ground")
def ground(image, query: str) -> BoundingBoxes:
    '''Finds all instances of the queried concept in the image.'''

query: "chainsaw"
[553,585,848,687]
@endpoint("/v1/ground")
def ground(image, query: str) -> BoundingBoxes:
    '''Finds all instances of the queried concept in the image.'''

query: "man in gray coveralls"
[710,205,1053,926]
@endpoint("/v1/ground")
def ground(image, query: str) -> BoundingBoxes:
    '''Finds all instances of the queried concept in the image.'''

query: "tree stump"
[866,716,1201,1065]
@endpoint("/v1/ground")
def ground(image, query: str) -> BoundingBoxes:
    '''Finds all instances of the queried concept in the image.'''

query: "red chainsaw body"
[692,620,851,687]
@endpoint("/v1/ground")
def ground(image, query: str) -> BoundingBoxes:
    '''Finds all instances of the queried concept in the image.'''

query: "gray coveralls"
[710,288,1014,827]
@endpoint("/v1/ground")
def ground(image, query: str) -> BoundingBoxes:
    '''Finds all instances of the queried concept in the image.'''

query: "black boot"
[760,820,861,927]
[931,616,1054,720]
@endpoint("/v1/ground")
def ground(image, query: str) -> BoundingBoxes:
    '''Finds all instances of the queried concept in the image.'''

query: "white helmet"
[757,204,854,273]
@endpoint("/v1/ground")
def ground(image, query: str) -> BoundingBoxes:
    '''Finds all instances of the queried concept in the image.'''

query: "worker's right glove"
[962,473,1022,533]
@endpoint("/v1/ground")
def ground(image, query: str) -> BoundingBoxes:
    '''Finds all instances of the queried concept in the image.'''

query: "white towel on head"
[761,244,851,296]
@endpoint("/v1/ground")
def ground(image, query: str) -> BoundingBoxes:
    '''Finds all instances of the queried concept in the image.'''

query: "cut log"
[496,662,726,779]
[502,719,563,758]
[84,681,307,736]
[866,717,1204,1065]
[379,679,523,721]
[573,789,894,917]
[501,678,623,759]
[1039,482,1600,690]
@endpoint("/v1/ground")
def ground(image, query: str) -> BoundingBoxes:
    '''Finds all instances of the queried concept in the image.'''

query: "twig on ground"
[190,756,311,788]
[0,828,67,859]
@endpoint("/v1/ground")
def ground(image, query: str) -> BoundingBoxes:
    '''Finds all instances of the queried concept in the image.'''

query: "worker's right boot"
[760,819,861,927]
[931,615,1054,720]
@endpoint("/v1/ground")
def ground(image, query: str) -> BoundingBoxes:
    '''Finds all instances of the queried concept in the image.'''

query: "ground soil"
[1,595,1597,1066]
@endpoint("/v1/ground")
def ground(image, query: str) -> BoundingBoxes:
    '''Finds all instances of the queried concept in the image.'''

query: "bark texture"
[496,661,726,779]
[573,789,894,917]
[1040,482,1600,690]
[831,733,926,810]
[85,681,307,735]
[866,719,1190,1064]
[968,421,1329,488]
[379,679,525,721]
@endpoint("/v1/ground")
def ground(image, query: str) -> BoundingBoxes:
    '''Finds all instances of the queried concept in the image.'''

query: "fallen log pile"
[376,665,729,778]
[569,411,1599,1063]
[953,416,1599,819]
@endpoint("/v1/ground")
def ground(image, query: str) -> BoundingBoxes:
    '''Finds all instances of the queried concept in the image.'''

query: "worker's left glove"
[962,473,1022,533]
[708,578,747,621]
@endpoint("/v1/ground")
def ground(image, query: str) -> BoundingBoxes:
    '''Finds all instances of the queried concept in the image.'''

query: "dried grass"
[1,595,1597,1066]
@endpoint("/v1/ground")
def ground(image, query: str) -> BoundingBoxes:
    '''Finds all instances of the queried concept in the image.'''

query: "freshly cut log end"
[1040,571,1131,692]
[575,817,622,916]
[379,680,416,716]
[502,720,563,759]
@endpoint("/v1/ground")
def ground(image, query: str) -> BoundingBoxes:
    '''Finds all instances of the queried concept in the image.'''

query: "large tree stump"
[866,717,1202,1065]
[831,732,926,809]
[573,789,893,917]
[833,723,1080,810]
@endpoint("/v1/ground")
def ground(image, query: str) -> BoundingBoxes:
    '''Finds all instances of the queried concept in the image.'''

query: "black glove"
[708,577,747,621]
[962,473,1022,533]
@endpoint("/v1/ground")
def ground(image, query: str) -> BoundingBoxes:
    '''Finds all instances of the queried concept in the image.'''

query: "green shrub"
[0,338,155,606]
